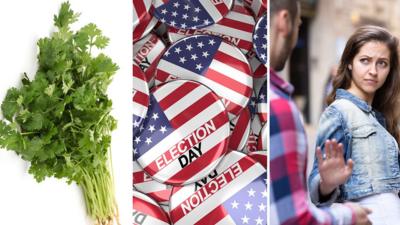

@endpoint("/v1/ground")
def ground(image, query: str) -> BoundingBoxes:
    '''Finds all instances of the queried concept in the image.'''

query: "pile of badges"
[133,0,267,224]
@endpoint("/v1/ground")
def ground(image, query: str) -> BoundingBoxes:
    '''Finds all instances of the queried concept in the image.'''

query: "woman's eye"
[360,58,369,64]
[378,61,388,68]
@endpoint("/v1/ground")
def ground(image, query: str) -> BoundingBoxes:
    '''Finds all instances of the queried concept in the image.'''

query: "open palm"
[317,139,354,196]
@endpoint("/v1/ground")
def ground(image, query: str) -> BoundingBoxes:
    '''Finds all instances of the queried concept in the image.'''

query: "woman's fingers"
[346,158,354,174]
[325,140,331,159]
[331,139,338,158]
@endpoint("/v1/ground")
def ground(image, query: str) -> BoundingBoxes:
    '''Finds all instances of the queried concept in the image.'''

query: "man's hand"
[316,139,354,196]
[345,202,372,225]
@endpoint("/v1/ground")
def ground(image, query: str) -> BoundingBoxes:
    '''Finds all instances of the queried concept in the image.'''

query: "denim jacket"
[309,89,400,206]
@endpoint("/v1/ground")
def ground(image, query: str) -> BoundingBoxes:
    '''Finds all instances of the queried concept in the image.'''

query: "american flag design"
[167,0,255,54]
[153,0,233,30]
[247,49,267,78]
[257,79,267,124]
[229,107,251,151]
[133,190,170,225]
[169,151,267,225]
[133,63,150,139]
[133,0,158,42]
[133,0,151,29]
[248,90,257,119]
[245,114,262,153]
[253,13,268,66]
[257,122,267,151]
[133,80,230,185]
[243,0,267,19]
[248,151,267,168]
[254,76,267,96]
[133,33,166,87]
[155,35,253,120]
[133,161,172,206]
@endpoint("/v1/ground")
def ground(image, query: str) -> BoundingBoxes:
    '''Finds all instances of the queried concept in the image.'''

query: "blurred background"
[277,0,400,173]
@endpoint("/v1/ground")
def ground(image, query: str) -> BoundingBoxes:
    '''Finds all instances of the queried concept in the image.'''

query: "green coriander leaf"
[53,1,79,29]
[1,88,21,121]
[23,113,44,131]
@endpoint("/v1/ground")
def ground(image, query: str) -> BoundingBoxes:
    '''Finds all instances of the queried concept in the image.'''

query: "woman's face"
[347,41,391,104]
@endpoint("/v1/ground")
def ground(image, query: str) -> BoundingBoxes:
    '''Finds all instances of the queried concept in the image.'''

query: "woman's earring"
[348,65,352,70]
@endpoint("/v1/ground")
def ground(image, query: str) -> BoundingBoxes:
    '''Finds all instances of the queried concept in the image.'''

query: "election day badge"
[133,80,230,185]
[155,35,253,120]
[169,151,267,225]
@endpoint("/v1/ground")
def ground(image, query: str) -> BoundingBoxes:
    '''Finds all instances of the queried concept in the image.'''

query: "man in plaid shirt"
[269,0,371,224]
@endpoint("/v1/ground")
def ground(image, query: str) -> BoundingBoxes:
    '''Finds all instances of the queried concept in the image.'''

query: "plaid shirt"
[269,69,355,225]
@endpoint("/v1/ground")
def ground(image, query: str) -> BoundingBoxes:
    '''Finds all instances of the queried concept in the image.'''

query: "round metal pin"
[153,0,233,30]
[169,151,267,225]
[155,35,253,120]
[133,80,230,185]
[167,0,255,54]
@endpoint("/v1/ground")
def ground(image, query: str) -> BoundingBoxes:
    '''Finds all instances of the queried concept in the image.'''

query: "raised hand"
[316,139,354,196]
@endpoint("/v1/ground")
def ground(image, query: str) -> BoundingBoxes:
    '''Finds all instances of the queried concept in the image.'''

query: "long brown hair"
[326,25,400,145]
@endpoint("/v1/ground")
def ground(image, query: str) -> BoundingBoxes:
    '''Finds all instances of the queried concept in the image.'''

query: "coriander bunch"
[0,2,119,225]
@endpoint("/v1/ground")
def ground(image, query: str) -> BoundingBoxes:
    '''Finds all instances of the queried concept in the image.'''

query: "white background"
[0,1,132,225]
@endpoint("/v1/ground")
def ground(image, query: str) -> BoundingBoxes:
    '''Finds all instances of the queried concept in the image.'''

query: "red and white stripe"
[243,0,267,19]
[167,2,255,54]
[198,0,232,24]
[133,33,166,87]
[248,150,267,167]
[133,191,170,225]
[133,161,172,205]
[156,41,253,120]
[229,107,251,151]
[153,0,232,28]
[169,151,266,225]
[139,80,230,185]
[133,0,151,28]
[133,1,158,42]
[133,64,149,118]
[257,102,268,124]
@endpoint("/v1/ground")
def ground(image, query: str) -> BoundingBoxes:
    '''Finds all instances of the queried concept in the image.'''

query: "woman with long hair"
[309,25,400,224]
